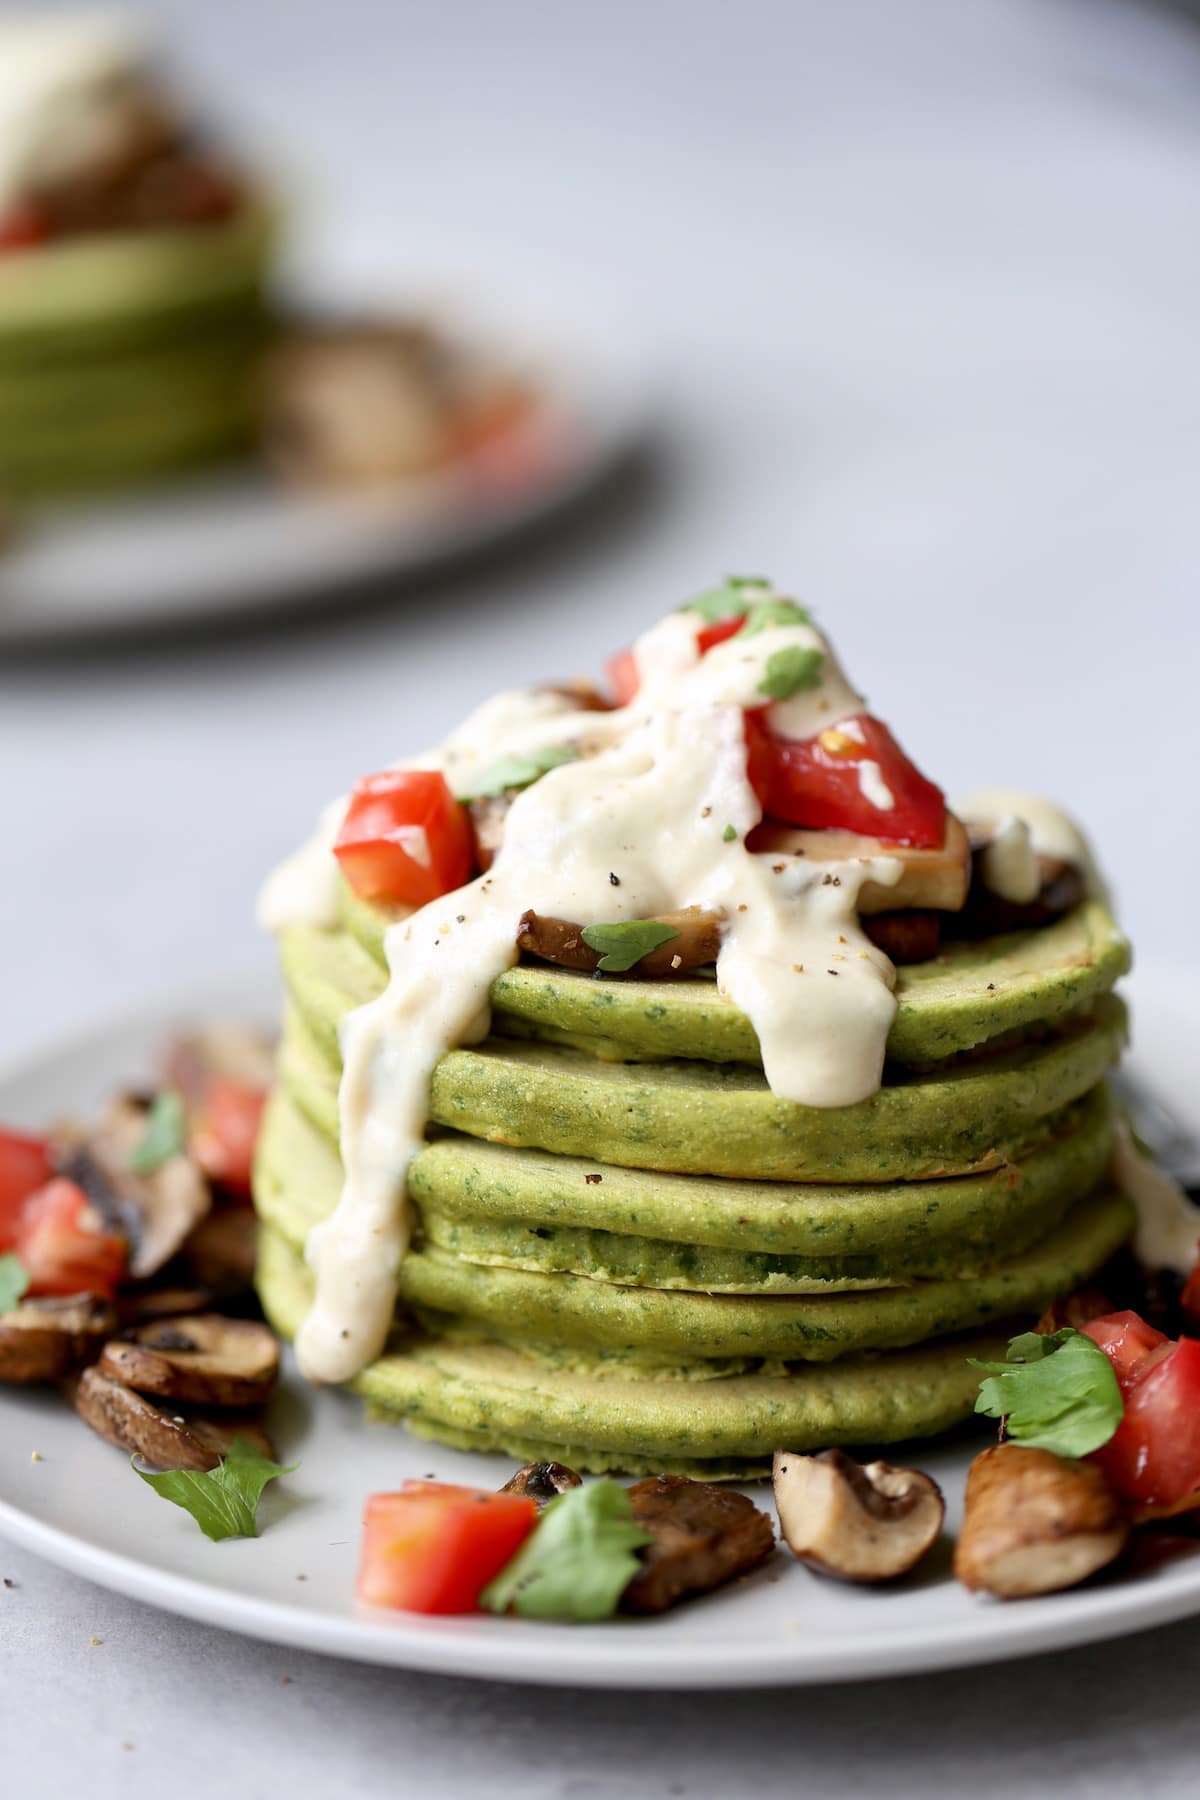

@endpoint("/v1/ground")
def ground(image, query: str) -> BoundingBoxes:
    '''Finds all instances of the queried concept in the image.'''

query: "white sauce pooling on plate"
[262,597,908,1383]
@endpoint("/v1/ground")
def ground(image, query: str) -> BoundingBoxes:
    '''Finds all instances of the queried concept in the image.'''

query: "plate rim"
[2,962,1200,1689]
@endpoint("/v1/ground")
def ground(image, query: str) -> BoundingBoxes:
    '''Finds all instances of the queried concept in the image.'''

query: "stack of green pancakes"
[254,882,1135,1478]
[0,201,274,497]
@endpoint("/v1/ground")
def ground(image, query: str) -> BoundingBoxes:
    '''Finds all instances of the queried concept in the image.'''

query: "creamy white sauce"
[979,815,1040,904]
[0,14,154,210]
[1111,1121,1200,1275]
[262,596,909,1382]
[857,760,895,813]
[954,787,1105,898]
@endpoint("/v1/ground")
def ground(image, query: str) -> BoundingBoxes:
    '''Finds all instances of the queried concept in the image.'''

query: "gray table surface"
[3,0,1200,1792]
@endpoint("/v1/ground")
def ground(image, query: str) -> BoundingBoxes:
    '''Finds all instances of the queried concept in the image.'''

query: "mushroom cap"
[55,1094,210,1280]
[0,1293,116,1384]
[74,1364,275,1471]
[953,1444,1129,1599]
[98,1314,279,1408]
[773,1448,945,1583]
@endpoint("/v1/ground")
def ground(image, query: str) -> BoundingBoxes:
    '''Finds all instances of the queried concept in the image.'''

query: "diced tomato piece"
[15,1178,127,1298]
[1083,1311,1170,1385]
[1090,1336,1200,1511]
[742,710,945,847]
[334,769,474,907]
[0,202,49,252]
[357,1481,538,1613]
[606,647,640,707]
[695,615,747,656]
[0,1129,53,1251]
[189,1077,266,1200]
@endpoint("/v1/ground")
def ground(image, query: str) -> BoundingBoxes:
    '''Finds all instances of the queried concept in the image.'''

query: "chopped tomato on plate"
[15,1177,127,1298]
[189,1077,266,1200]
[742,710,946,848]
[0,1129,53,1250]
[334,769,473,907]
[357,1480,538,1613]
[1084,1313,1200,1514]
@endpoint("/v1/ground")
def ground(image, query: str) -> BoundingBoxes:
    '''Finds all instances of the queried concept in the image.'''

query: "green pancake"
[0,201,275,495]
[276,970,1125,1183]
[256,1221,1009,1475]
[332,882,1130,1069]
[256,1082,1116,1290]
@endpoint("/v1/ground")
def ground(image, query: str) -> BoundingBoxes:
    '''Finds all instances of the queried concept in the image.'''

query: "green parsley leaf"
[0,1254,29,1315]
[757,645,825,702]
[481,1480,652,1620]
[134,1437,297,1541]
[970,1327,1123,1458]
[128,1091,186,1175]
[742,598,812,635]
[580,919,680,973]
[722,824,737,842]
[463,743,577,802]
[683,576,771,625]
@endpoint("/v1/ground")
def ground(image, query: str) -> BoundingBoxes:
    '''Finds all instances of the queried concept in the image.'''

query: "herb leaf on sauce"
[970,1328,1123,1458]
[0,1254,29,1315]
[580,920,680,973]
[481,1480,651,1620]
[742,598,812,635]
[463,743,578,802]
[758,645,825,702]
[128,1091,186,1175]
[134,1437,297,1541]
[684,576,771,625]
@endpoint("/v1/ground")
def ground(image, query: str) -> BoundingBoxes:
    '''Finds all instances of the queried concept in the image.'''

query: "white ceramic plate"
[0,965,1197,1689]
[0,282,648,646]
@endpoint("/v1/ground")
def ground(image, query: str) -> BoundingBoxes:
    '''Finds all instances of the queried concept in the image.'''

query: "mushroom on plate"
[772,1448,945,1583]
[953,1444,1129,1599]
[54,1094,210,1280]
[500,1460,583,1506]
[73,1365,275,1471]
[98,1314,279,1408]
[0,1294,116,1384]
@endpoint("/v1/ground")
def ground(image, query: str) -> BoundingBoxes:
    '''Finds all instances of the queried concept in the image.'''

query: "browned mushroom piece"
[862,910,941,965]
[773,1449,945,1583]
[54,1094,210,1280]
[748,813,972,914]
[953,1444,1129,1599]
[946,824,1085,939]
[518,906,723,978]
[98,1314,279,1408]
[116,1286,215,1328]
[620,1474,775,1613]
[74,1365,275,1471]
[0,1294,117,1384]
[181,1206,258,1297]
[499,1461,583,1506]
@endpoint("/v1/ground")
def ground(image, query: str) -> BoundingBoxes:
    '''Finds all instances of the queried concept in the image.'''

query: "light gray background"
[2,0,1199,1793]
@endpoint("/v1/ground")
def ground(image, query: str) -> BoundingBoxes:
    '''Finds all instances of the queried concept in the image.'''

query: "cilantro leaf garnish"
[683,576,771,625]
[463,743,577,801]
[758,645,825,702]
[481,1480,651,1620]
[580,920,680,973]
[128,1091,186,1175]
[0,1254,29,1315]
[722,824,737,842]
[134,1437,297,1541]
[970,1328,1123,1458]
[742,598,812,635]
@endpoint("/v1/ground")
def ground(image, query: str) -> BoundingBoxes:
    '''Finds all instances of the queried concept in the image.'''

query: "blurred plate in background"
[0,280,648,646]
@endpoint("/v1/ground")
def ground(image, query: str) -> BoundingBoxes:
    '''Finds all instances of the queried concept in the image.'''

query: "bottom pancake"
[259,1224,1016,1476]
